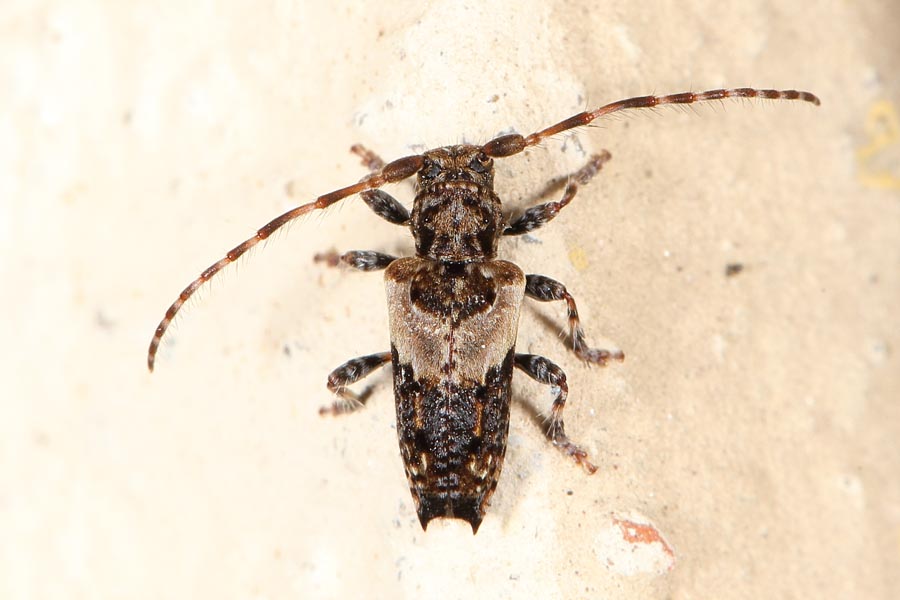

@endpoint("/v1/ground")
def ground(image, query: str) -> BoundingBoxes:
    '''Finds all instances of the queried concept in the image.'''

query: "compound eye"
[421,161,441,179]
[468,153,491,174]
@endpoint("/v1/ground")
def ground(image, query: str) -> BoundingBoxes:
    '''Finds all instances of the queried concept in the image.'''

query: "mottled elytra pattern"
[148,87,819,532]
[385,257,525,532]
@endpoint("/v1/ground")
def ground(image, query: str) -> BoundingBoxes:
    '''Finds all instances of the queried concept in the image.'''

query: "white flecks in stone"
[711,333,728,362]
[611,24,642,64]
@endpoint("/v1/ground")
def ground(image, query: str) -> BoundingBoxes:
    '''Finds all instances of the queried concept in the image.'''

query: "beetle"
[148,87,820,533]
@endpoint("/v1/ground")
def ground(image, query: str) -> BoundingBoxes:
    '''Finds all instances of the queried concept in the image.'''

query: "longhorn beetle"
[148,87,820,533]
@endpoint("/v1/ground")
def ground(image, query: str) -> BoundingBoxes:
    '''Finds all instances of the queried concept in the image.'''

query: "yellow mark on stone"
[857,100,900,191]
[568,246,589,271]
[62,182,89,205]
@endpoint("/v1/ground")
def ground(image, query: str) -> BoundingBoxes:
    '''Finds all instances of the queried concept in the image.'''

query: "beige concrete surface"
[3,1,899,598]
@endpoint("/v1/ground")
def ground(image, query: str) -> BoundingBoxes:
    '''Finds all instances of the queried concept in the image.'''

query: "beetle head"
[411,145,504,262]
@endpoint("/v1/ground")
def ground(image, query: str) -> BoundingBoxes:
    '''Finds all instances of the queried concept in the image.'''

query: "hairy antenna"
[147,155,423,371]
[481,87,820,158]
[148,86,818,371]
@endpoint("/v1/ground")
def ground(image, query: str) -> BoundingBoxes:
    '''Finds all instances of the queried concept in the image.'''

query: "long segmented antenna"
[146,154,424,371]
[148,86,818,371]
[481,87,820,157]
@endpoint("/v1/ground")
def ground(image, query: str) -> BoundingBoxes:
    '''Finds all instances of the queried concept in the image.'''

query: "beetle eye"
[422,162,441,179]
[468,153,490,174]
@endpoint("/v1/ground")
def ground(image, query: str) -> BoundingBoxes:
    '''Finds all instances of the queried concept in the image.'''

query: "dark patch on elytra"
[393,346,515,533]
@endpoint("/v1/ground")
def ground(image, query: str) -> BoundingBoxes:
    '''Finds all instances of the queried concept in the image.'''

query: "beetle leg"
[322,351,392,416]
[514,353,596,474]
[340,250,397,271]
[350,144,411,225]
[360,189,411,225]
[503,152,610,236]
[524,274,625,365]
[350,143,386,172]
[314,250,398,271]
